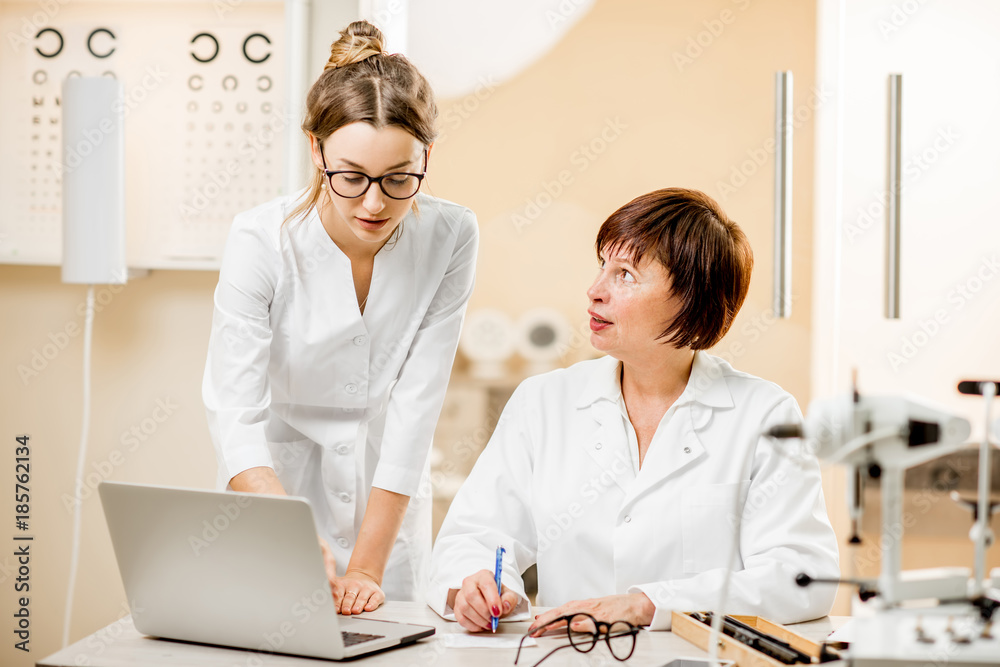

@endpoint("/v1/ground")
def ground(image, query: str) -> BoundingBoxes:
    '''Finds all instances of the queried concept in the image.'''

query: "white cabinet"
[813,0,1000,435]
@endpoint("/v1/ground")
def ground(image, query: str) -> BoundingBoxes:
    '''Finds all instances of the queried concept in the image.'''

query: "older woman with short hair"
[427,188,839,633]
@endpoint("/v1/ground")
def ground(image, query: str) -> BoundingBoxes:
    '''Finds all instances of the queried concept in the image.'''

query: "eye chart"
[0,2,287,269]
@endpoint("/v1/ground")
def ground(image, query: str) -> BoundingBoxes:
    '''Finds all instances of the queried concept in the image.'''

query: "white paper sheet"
[826,619,855,643]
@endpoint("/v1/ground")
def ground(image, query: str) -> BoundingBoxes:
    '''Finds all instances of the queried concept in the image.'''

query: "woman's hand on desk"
[527,594,655,637]
[317,537,384,614]
[451,569,522,633]
[333,570,385,615]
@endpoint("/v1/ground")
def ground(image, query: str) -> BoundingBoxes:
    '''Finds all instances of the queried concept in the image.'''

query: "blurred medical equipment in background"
[457,307,574,379]
[458,309,516,380]
[772,378,1000,666]
[514,307,571,375]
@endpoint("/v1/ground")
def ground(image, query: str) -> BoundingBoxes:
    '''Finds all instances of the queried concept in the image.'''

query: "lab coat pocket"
[680,480,750,573]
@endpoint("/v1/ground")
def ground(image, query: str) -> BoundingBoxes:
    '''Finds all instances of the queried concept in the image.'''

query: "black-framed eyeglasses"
[514,613,639,667]
[319,143,427,200]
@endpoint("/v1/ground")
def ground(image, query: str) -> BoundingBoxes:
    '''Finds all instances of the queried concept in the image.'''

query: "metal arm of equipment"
[770,392,971,607]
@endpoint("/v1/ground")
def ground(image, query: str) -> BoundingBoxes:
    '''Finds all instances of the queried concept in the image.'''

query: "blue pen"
[492,545,505,632]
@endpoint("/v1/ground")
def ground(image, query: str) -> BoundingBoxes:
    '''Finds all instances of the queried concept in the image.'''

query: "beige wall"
[0,2,838,665]
[427,0,819,404]
[0,266,220,665]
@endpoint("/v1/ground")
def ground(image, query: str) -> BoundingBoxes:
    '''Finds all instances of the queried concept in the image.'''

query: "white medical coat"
[428,352,840,629]
[203,190,478,599]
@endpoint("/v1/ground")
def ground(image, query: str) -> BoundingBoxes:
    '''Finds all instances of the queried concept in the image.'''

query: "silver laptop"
[98,481,434,660]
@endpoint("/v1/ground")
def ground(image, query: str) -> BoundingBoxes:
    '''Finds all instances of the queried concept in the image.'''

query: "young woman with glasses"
[203,20,478,616]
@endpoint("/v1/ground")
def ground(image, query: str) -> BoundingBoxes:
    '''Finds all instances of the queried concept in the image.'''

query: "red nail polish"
[491,605,500,616]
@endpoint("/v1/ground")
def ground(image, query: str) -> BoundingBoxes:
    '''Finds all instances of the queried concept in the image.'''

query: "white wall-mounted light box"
[0,0,287,271]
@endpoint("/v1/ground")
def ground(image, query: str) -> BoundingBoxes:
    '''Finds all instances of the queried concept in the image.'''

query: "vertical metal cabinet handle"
[773,71,793,318]
[886,74,903,319]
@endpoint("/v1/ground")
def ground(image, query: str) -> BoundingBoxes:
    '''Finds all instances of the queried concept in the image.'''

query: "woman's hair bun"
[324,20,385,71]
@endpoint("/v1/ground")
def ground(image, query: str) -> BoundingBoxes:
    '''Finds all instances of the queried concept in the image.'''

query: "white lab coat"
[428,352,840,629]
[203,190,478,600]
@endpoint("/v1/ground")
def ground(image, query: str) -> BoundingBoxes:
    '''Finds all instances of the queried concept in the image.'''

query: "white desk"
[37,602,848,667]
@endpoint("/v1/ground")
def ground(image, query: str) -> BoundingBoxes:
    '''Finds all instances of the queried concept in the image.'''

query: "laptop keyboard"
[342,631,384,647]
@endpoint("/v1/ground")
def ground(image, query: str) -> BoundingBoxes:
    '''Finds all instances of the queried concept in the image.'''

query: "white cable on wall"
[62,285,95,648]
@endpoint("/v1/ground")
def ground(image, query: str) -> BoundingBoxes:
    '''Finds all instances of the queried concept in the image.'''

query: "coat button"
[595,442,603,450]
[683,446,691,454]
[353,335,367,346]
[624,515,632,524]
[336,445,349,455]
[345,383,358,394]
[339,493,351,503]
[337,537,350,548]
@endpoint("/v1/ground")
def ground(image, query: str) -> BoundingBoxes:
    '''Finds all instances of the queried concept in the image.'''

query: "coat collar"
[575,351,735,411]
[576,352,737,501]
